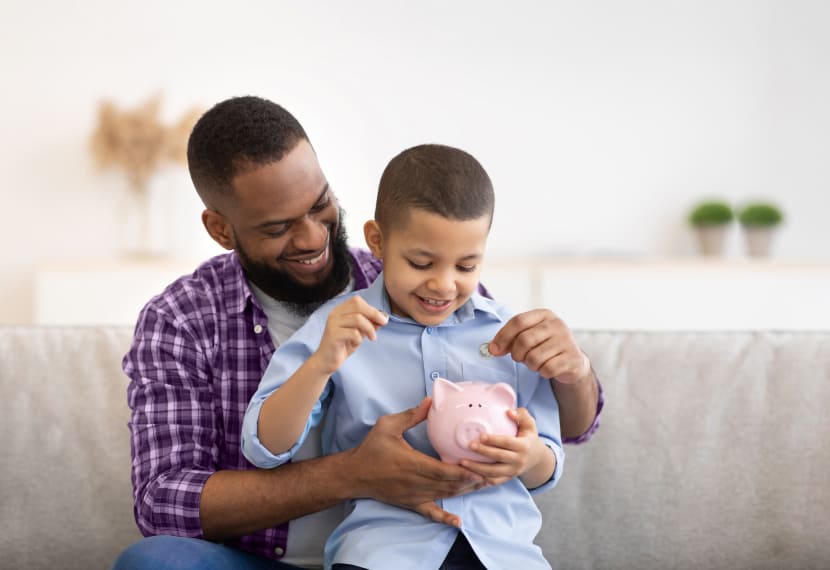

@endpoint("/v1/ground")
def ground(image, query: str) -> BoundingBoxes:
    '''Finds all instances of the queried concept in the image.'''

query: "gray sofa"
[2,326,829,569]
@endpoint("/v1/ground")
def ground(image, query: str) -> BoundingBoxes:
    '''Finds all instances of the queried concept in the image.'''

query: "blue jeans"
[111,536,300,570]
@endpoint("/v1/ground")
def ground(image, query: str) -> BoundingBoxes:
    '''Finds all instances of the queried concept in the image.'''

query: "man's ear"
[363,219,384,258]
[202,209,235,250]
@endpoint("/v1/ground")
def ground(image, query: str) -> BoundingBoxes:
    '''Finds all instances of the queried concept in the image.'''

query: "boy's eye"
[457,265,477,273]
[407,260,431,270]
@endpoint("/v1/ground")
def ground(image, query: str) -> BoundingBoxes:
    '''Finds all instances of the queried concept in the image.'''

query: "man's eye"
[310,198,330,213]
[407,260,430,270]
[265,227,289,238]
[457,265,477,273]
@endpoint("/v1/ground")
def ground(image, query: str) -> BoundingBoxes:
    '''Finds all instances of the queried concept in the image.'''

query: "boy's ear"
[202,209,235,250]
[363,219,384,258]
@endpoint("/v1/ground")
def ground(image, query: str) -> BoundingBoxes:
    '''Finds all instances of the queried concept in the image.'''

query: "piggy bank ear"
[486,382,517,408]
[432,377,461,411]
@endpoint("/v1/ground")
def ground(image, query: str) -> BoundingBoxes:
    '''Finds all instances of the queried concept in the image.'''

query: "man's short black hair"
[187,96,309,207]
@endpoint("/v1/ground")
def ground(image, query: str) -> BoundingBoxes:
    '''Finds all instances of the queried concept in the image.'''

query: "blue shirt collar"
[363,271,503,326]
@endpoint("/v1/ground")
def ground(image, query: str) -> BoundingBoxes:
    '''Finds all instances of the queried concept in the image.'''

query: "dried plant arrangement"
[89,94,201,192]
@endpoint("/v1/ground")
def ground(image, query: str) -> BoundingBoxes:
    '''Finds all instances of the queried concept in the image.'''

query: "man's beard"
[236,218,352,317]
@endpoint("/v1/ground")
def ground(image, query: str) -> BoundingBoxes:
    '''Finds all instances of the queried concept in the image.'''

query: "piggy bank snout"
[455,419,491,449]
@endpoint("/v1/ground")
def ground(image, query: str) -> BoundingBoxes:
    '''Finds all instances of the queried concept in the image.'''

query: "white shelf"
[34,257,830,330]
[480,257,830,331]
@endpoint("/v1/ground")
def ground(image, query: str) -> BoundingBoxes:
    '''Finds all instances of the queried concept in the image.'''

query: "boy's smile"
[365,208,491,326]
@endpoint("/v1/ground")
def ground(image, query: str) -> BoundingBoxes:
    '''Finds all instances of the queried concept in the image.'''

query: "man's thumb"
[388,397,431,431]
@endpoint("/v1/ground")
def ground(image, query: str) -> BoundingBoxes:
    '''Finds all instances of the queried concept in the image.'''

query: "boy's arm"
[249,295,389,457]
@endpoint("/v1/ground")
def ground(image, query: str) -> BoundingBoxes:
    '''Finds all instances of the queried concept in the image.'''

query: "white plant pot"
[743,226,775,258]
[695,225,729,256]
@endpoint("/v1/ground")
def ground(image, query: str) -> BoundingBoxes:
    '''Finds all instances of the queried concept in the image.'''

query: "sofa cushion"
[0,326,141,570]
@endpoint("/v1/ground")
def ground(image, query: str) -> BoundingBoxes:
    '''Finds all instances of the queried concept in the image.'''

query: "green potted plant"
[737,202,784,257]
[688,200,734,256]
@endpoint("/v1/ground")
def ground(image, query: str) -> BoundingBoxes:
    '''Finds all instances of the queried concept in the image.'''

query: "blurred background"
[2,0,829,328]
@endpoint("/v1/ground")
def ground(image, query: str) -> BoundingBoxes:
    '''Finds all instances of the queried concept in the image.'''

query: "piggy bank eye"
[468,403,473,408]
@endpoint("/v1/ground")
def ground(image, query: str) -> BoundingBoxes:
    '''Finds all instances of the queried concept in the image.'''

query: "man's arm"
[551,365,601,441]
[203,399,480,538]
[126,307,477,539]
[488,308,602,441]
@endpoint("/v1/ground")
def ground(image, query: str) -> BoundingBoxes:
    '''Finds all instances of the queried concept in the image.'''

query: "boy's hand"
[488,308,592,385]
[459,408,553,488]
[312,297,388,375]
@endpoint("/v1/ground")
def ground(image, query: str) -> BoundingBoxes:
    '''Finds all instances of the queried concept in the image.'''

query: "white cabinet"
[34,258,201,326]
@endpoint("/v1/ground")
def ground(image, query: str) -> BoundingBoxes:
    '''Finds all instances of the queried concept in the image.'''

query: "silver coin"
[479,342,492,358]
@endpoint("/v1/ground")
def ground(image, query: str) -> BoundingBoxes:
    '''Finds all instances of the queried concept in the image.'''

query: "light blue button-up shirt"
[243,274,564,569]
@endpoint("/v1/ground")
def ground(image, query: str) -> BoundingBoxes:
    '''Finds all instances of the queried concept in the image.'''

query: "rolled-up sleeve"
[241,325,328,468]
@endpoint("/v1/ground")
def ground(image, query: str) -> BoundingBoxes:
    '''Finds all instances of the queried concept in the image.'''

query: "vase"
[118,184,164,259]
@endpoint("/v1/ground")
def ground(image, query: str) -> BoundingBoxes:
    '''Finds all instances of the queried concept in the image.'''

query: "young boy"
[242,144,563,569]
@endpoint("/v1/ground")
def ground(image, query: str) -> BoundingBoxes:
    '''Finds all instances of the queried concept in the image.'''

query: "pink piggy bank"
[427,378,518,464]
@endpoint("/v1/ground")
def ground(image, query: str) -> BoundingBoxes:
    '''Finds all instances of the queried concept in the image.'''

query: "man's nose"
[292,216,328,250]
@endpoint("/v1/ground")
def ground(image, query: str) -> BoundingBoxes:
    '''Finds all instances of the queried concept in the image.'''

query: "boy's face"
[364,208,490,326]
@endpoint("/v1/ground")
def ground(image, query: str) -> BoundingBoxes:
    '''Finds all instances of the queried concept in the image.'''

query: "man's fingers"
[415,502,461,528]
[378,398,431,433]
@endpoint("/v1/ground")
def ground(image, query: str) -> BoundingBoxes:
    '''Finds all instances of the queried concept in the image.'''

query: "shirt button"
[430,371,439,380]
[426,327,434,334]
[273,546,285,556]
[254,324,264,334]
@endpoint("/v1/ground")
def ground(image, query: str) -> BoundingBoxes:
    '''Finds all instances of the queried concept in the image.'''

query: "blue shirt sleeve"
[241,312,331,468]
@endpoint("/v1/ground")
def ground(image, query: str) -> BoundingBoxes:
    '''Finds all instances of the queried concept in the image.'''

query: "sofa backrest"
[536,331,830,570]
[1,327,828,569]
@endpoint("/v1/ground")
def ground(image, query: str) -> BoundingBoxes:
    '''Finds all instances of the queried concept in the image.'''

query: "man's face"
[220,140,351,305]
[366,208,490,326]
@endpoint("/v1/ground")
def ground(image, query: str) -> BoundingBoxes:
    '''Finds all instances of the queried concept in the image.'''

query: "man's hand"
[347,398,481,528]
[488,308,592,384]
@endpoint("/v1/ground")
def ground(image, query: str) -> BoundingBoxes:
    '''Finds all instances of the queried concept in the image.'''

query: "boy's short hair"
[375,144,495,230]
[187,96,309,207]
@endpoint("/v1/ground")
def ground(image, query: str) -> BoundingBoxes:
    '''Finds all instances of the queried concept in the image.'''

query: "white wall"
[3,0,829,323]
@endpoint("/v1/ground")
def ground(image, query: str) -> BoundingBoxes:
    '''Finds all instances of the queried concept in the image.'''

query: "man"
[114,96,602,569]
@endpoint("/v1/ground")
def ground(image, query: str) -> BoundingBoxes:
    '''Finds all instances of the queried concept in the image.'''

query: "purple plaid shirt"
[124,249,602,560]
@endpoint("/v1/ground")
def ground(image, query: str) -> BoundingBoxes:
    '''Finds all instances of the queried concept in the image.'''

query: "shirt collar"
[363,272,503,326]
[227,252,257,315]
